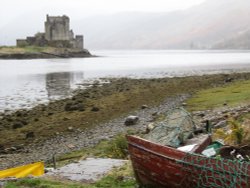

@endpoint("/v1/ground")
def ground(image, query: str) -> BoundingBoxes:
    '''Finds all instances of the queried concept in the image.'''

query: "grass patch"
[94,161,136,188]
[0,46,49,53]
[5,178,93,188]
[187,80,250,111]
[0,46,71,54]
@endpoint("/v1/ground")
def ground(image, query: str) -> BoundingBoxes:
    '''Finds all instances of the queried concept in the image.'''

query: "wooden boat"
[127,135,250,188]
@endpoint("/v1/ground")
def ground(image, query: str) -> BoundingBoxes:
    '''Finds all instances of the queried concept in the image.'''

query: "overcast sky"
[0,0,206,26]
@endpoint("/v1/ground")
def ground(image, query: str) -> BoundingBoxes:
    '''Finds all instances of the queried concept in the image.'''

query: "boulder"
[124,116,139,126]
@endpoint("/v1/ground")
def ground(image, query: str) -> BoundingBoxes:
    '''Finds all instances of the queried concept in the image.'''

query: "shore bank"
[0,46,93,59]
[1,72,250,169]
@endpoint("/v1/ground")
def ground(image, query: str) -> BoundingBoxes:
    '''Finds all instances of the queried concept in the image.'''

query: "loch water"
[1,50,250,112]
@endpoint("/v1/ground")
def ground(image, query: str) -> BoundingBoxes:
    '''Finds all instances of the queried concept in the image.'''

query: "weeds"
[214,118,246,145]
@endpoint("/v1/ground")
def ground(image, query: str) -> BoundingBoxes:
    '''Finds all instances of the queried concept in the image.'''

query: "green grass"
[187,80,250,111]
[5,178,93,188]
[0,46,53,54]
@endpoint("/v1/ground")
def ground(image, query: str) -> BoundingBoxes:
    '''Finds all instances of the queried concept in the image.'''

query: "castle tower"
[45,15,70,41]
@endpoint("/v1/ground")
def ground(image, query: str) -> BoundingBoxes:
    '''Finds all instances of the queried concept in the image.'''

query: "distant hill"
[212,30,250,49]
[73,0,250,49]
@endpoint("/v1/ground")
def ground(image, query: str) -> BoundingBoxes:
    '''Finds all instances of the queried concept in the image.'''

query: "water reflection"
[46,72,71,99]
[46,71,84,99]
[0,71,84,113]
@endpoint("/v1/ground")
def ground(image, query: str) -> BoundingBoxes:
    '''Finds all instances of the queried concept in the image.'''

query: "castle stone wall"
[75,35,84,49]
[16,39,28,47]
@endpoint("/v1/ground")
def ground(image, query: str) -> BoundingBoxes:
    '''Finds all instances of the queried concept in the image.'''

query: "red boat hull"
[127,135,250,188]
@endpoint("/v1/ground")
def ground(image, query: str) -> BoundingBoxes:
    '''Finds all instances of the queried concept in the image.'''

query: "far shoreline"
[0,46,95,59]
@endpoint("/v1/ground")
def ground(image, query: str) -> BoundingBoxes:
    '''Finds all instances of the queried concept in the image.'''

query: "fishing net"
[178,153,250,188]
[144,107,196,147]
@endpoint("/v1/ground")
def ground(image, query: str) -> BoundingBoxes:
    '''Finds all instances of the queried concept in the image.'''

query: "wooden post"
[205,120,211,133]
[52,153,56,169]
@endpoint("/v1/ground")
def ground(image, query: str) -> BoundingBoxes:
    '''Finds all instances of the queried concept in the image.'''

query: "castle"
[17,15,84,49]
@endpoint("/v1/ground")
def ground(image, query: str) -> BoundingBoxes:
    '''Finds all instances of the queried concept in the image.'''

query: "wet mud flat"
[1,72,250,169]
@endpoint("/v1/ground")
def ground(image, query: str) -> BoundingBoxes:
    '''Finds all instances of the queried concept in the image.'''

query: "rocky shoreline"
[0,95,188,169]
[1,73,250,169]
[1,94,250,170]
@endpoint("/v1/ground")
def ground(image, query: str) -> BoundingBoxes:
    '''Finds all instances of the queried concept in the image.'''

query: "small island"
[0,15,92,59]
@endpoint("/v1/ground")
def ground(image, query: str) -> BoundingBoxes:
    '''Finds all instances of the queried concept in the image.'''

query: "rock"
[194,111,206,117]
[0,182,5,187]
[63,117,70,121]
[21,120,28,125]
[124,116,139,126]
[77,104,85,111]
[146,123,155,133]
[91,106,100,112]
[26,132,35,139]
[141,105,148,109]
[67,144,75,149]
[48,112,54,116]
[0,145,4,150]
[67,126,74,132]
[225,77,233,83]
[152,112,158,116]
[64,102,75,111]
[93,80,100,86]
[9,147,17,151]
[6,118,13,122]
[214,120,227,129]
[0,144,6,154]
[64,102,85,112]
[34,118,39,122]
[16,111,22,117]
[12,122,24,129]
[182,102,187,106]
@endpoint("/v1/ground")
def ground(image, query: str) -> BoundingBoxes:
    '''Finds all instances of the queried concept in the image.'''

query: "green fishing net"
[144,107,196,147]
[178,153,250,188]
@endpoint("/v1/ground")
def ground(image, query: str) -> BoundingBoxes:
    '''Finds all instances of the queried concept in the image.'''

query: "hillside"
[212,29,250,49]
[74,0,250,49]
